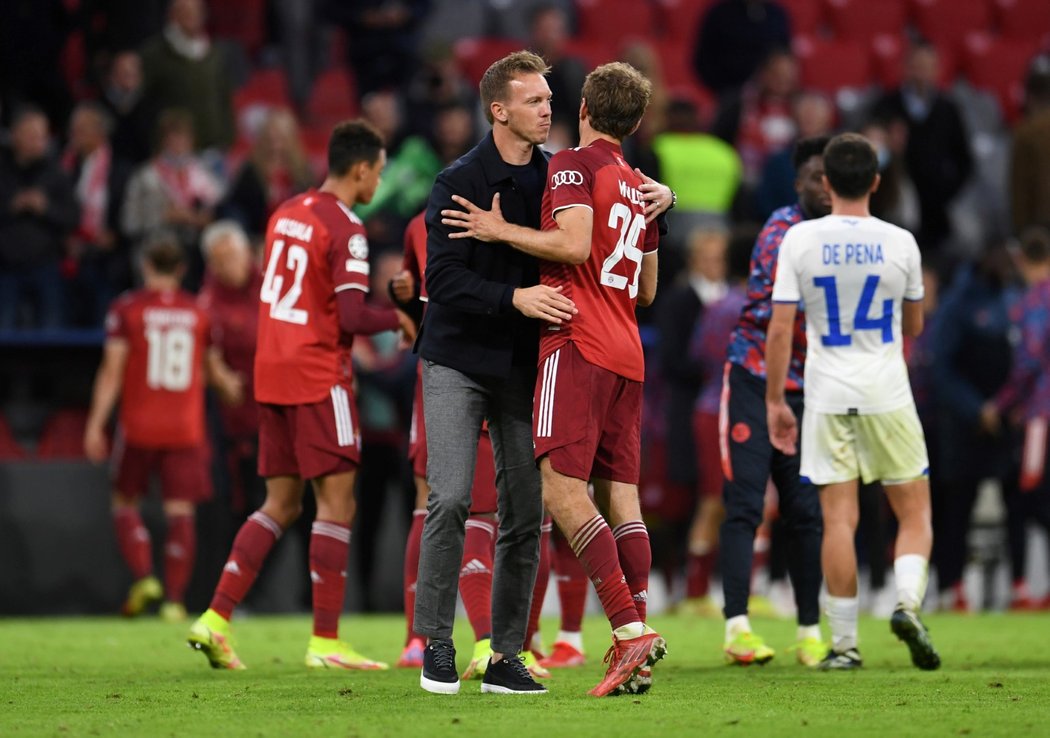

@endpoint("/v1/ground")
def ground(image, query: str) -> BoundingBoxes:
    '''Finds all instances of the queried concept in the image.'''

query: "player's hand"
[512,284,577,324]
[767,400,798,455]
[979,401,1001,435]
[441,194,507,242]
[634,169,673,224]
[216,371,245,407]
[390,269,415,303]
[84,425,108,464]
[396,308,417,344]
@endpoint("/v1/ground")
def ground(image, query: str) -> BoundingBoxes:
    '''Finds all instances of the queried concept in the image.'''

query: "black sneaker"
[421,639,460,694]
[890,607,941,671]
[481,654,548,694]
[818,647,863,671]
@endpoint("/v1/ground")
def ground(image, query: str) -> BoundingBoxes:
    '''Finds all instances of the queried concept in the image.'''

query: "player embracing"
[187,120,411,670]
[766,133,940,671]
[442,61,666,696]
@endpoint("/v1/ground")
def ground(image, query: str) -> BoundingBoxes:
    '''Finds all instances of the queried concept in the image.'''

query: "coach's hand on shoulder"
[634,168,674,224]
[767,400,798,455]
[84,424,108,464]
[512,284,577,325]
[442,194,507,242]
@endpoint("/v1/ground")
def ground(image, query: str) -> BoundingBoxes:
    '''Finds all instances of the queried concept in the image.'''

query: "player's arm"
[902,299,924,337]
[765,302,798,455]
[441,193,592,265]
[84,339,129,463]
[638,252,658,307]
[205,347,244,406]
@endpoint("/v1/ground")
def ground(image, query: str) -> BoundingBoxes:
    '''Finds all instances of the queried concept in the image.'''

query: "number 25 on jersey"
[601,203,645,299]
[261,238,309,325]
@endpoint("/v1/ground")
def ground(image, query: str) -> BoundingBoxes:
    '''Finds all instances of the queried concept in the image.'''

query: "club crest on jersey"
[347,233,369,261]
[550,170,583,189]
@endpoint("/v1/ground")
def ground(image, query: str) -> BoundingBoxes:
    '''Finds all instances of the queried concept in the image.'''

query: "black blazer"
[418,132,550,379]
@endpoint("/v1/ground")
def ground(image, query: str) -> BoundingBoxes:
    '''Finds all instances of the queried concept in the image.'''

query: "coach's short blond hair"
[479,50,551,124]
[582,62,652,140]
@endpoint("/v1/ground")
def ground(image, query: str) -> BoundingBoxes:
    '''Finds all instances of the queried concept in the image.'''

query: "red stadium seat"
[962,32,1040,121]
[655,39,698,89]
[655,0,717,44]
[779,0,826,37]
[794,36,874,91]
[563,39,617,71]
[825,0,908,39]
[994,0,1050,41]
[306,67,359,129]
[233,68,292,112]
[870,34,957,89]
[208,0,267,55]
[911,0,994,48]
[453,38,522,85]
[36,409,89,460]
[575,0,657,42]
[0,415,27,460]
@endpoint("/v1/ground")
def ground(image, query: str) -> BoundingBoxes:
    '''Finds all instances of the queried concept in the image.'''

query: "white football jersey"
[771,214,924,414]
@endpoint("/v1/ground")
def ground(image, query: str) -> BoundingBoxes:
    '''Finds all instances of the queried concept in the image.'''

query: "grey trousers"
[413,360,543,655]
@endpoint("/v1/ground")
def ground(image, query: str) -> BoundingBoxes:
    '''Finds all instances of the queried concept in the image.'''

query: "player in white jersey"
[765,133,940,671]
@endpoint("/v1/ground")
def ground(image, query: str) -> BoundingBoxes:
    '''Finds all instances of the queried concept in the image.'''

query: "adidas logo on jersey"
[223,561,242,576]
[459,558,491,577]
[310,570,323,584]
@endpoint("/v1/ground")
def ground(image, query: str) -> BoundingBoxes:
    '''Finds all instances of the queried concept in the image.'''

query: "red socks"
[163,514,195,605]
[553,526,588,633]
[113,507,152,580]
[209,511,282,620]
[613,520,651,622]
[525,519,552,649]
[403,510,426,643]
[310,520,351,639]
[570,515,638,630]
[459,516,496,641]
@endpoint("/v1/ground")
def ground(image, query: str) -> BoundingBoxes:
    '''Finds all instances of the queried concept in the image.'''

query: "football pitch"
[4,612,1048,737]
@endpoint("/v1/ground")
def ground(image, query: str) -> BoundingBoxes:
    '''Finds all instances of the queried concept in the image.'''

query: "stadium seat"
[453,38,521,85]
[994,0,1050,41]
[962,32,1040,121]
[0,414,27,460]
[306,67,359,132]
[655,0,716,43]
[656,39,698,89]
[779,0,826,37]
[563,38,617,71]
[575,0,657,42]
[36,409,89,460]
[825,0,908,39]
[233,68,292,112]
[207,0,267,55]
[794,36,874,92]
[911,0,994,49]
[870,34,957,89]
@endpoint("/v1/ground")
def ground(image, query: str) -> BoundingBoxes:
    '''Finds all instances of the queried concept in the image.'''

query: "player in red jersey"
[442,62,666,697]
[390,211,553,680]
[84,233,241,622]
[187,120,411,671]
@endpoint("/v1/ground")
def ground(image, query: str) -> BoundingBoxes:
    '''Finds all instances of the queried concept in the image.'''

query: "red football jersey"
[539,139,659,382]
[402,211,428,301]
[105,288,211,448]
[198,269,262,438]
[254,189,371,405]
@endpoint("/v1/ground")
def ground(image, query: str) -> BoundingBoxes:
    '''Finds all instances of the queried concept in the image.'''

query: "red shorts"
[112,436,212,502]
[408,364,427,479]
[258,383,360,480]
[693,410,723,500]
[533,341,642,484]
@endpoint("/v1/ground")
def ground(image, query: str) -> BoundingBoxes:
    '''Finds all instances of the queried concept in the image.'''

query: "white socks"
[895,554,929,611]
[825,595,859,653]
[556,630,583,651]
[613,621,645,640]
[725,614,751,640]
[797,624,822,641]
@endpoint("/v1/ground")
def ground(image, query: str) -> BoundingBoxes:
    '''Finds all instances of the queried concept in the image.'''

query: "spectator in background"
[63,102,133,327]
[323,0,430,96]
[140,0,235,151]
[527,3,587,148]
[692,0,791,98]
[872,42,972,254]
[122,109,222,289]
[981,227,1050,610]
[0,0,73,128]
[0,106,78,330]
[101,51,153,167]
[405,43,475,136]
[1010,56,1050,234]
[219,109,313,244]
[930,242,1019,611]
[618,41,670,154]
[273,0,326,116]
[361,90,407,155]
[862,117,920,235]
[713,47,799,214]
[756,91,834,220]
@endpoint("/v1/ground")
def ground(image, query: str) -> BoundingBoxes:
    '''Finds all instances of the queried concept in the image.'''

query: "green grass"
[3,612,1049,737]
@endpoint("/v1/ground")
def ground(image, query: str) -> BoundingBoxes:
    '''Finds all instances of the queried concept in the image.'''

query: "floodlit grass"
[3,612,1049,737]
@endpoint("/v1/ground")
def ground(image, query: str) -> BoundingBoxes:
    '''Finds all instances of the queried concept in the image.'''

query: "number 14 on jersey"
[814,274,893,347]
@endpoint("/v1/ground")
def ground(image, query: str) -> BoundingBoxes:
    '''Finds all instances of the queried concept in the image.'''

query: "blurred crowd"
[2,0,1050,612]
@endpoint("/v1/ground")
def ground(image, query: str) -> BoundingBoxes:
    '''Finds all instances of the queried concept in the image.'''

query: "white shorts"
[800,405,929,486]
